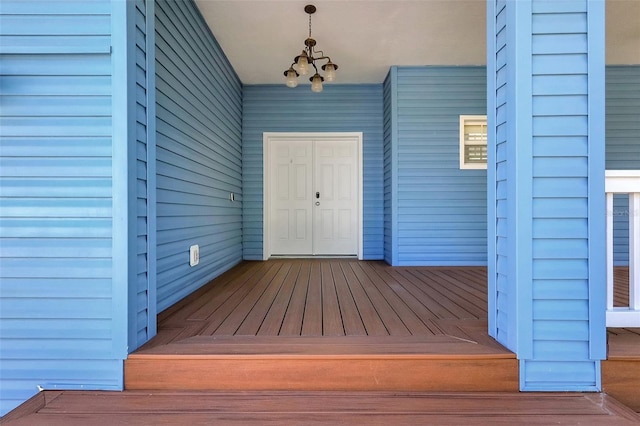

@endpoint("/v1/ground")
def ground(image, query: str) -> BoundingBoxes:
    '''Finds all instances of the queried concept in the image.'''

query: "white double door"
[269,137,358,256]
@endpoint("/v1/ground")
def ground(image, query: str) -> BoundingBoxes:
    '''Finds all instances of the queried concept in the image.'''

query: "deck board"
[359,262,434,335]
[187,261,262,322]
[209,262,283,335]
[370,263,443,334]
[351,262,411,335]
[302,261,323,336]
[257,261,300,335]
[341,261,388,335]
[331,262,368,335]
[397,268,471,318]
[6,391,639,425]
[321,262,344,336]
[279,261,310,336]
[236,262,290,335]
[411,269,485,318]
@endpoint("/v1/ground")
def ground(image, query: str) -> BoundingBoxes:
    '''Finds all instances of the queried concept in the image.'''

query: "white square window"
[459,115,487,170]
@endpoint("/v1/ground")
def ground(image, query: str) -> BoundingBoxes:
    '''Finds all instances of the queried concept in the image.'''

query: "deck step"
[125,336,518,392]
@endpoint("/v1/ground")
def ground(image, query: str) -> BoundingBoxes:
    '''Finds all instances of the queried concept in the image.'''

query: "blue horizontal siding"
[134,0,151,349]
[154,0,243,312]
[491,0,510,345]
[242,84,384,260]
[0,0,121,416]
[394,66,487,266]
[528,0,592,387]
[526,0,603,390]
[383,69,396,264]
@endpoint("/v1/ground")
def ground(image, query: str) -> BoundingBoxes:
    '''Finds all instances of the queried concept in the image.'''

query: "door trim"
[263,132,363,260]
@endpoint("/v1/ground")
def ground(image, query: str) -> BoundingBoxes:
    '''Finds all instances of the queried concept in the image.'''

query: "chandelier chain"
[308,14,312,39]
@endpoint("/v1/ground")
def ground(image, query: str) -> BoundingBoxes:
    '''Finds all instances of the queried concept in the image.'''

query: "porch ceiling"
[195,0,640,85]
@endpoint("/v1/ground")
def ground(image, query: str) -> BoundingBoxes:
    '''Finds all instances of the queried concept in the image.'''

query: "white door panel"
[269,140,312,255]
[313,140,358,255]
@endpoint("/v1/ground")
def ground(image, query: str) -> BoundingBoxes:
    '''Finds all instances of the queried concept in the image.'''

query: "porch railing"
[606,170,640,327]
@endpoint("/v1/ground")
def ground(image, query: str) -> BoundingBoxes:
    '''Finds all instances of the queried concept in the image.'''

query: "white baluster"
[630,192,639,311]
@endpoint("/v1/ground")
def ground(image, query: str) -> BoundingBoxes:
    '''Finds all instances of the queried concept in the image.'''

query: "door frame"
[263,132,363,260]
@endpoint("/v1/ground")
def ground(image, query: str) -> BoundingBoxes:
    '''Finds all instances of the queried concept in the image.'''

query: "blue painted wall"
[242,85,384,260]
[487,0,606,391]
[606,66,640,265]
[154,0,243,312]
[385,66,488,266]
[0,0,127,415]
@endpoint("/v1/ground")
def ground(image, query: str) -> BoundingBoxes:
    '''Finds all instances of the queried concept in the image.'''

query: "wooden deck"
[4,390,640,425]
[126,260,518,393]
[123,260,639,402]
[143,260,496,342]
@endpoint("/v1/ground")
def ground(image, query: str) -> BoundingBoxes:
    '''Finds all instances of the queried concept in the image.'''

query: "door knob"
[315,202,320,206]
[316,192,320,199]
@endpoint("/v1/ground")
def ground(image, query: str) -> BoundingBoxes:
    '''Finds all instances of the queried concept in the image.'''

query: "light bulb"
[324,63,336,82]
[285,69,298,88]
[311,73,323,93]
[297,52,309,76]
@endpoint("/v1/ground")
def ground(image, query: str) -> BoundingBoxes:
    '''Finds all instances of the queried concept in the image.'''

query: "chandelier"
[283,4,338,92]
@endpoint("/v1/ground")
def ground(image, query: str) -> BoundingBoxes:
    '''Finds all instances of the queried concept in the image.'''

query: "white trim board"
[263,132,364,261]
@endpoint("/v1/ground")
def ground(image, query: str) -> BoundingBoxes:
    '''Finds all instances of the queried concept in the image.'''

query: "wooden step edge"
[127,353,517,361]
[606,355,640,361]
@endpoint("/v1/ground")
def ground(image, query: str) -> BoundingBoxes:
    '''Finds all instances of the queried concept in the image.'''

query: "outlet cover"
[189,245,199,267]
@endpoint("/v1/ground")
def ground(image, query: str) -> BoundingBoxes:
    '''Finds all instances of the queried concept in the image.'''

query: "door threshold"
[269,255,358,259]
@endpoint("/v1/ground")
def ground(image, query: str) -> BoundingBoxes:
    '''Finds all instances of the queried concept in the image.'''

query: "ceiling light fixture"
[283,4,338,92]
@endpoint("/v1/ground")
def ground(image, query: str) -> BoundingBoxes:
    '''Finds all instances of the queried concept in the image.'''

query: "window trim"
[459,115,488,170]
